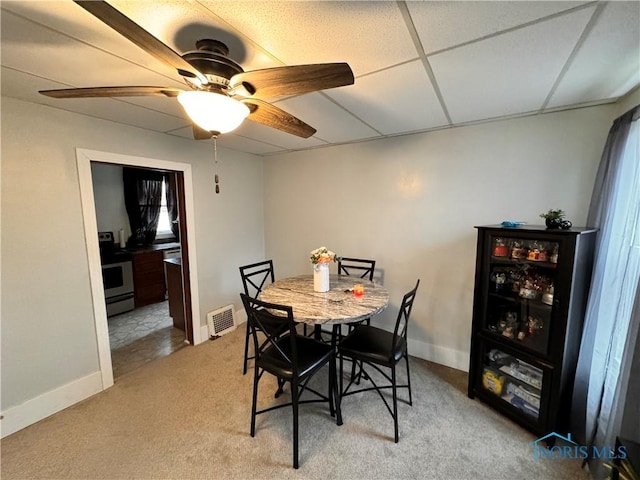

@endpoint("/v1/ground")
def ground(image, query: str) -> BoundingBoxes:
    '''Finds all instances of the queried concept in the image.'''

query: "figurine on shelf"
[519,279,539,299]
[491,272,507,291]
[493,238,509,257]
[550,244,559,264]
[500,311,518,339]
[526,316,544,334]
[511,241,526,260]
[509,268,522,293]
[528,241,541,261]
[542,284,554,306]
[538,244,548,262]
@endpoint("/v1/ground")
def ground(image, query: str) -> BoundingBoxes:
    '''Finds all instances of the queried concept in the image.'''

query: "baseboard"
[408,338,469,372]
[1,371,103,438]
[235,308,247,325]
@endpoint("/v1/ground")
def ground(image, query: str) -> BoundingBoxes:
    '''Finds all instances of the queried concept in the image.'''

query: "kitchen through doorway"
[77,148,201,390]
[92,162,190,379]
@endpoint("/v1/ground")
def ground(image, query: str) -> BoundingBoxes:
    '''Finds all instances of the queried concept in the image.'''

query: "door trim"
[76,148,202,390]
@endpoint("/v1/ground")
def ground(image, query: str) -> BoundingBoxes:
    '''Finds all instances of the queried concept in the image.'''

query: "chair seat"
[339,325,406,367]
[260,335,334,379]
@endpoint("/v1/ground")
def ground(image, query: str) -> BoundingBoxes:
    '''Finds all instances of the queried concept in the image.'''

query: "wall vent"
[207,304,237,338]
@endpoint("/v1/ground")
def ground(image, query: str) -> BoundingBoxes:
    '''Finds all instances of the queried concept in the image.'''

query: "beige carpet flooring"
[0,326,590,479]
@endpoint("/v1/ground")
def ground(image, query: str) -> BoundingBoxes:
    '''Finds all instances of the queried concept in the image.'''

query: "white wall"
[1,97,265,429]
[91,163,129,238]
[1,90,631,435]
[263,105,618,370]
[616,86,640,115]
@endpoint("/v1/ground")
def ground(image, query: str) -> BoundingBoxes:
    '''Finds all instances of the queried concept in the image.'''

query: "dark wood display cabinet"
[468,224,597,439]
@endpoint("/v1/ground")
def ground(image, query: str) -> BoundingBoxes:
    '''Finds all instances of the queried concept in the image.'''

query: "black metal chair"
[240,293,342,469]
[337,257,376,281]
[338,279,419,443]
[239,260,279,375]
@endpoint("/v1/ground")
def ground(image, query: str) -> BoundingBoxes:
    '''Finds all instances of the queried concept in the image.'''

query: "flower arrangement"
[310,246,339,265]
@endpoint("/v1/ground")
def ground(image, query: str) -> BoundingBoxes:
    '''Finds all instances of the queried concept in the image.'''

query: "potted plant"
[540,209,572,229]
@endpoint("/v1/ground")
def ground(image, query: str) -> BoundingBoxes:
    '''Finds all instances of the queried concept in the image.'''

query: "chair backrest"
[239,260,275,297]
[337,257,376,281]
[240,293,298,375]
[392,280,420,351]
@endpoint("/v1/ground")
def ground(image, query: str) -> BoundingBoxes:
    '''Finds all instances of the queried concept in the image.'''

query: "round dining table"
[260,274,389,340]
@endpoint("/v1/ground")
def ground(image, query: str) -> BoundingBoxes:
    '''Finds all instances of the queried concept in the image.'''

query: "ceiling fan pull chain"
[213,136,220,194]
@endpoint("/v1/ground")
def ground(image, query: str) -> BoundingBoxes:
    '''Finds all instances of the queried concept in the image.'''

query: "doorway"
[77,148,202,390]
[91,163,188,378]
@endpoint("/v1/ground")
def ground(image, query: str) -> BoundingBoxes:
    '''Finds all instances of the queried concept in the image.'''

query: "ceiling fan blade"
[230,63,354,100]
[74,1,207,84]
[39,86,184,98]
[192,124,214,140]
[242,99,316,138]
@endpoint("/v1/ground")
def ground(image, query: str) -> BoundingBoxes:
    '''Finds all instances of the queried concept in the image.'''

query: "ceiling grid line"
[396,1,453,125]
[539,2,607,113]
[421,1,600,58]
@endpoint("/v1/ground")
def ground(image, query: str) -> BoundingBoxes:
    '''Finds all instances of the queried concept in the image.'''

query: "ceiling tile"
[197,0,418,76]
[429,6,596,124]
[216,133,289,155]
[273,93,379,143]
[232,119,328,151]
[327,60,449,135]
[547,1,640,108]
[408,1,588,54]
[111,0,278,72]
[167,126,286,155]
[1,10,187,89]
[1,67,191,133]
[1,1,180,82]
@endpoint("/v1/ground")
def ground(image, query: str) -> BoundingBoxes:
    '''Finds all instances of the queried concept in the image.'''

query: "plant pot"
[313,262,330,292]
[545,217,562,229]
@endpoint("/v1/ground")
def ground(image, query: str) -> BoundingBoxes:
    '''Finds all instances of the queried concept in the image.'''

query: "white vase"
[313,262,330,292]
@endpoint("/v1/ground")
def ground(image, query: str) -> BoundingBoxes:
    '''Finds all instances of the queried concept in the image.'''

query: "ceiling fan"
[39,1,355,139]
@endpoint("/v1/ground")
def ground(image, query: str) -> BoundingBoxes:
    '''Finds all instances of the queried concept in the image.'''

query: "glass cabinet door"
[481,346,547,422]
[484,235,559,356]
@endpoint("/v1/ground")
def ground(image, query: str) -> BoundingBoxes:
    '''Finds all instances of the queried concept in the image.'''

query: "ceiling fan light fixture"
[177,91,249,134]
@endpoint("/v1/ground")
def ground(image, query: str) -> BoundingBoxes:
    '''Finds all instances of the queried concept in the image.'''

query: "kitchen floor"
[108,301,187,379]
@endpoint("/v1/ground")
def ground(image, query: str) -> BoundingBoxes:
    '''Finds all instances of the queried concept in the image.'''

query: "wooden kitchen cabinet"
[132,250,166,308]
[468,224,597,438]
[164,258,185,331]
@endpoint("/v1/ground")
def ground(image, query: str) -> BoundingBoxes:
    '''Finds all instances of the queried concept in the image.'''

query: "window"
[156,180,174,239]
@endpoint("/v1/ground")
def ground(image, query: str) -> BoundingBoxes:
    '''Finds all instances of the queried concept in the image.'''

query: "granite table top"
[260,274,389,326]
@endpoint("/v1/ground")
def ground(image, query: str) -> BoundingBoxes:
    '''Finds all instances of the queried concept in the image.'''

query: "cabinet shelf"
[488,292,553,311]
[483,328,550,357]
[490,256,558,270]
[469,225,596,437]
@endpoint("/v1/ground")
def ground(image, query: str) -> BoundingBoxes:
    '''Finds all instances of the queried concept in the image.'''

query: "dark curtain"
[166,173,180,240]
[123,167,165,246]
[570,105,640,478]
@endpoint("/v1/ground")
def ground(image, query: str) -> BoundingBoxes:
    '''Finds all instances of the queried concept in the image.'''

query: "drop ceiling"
[1,1,639,156]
